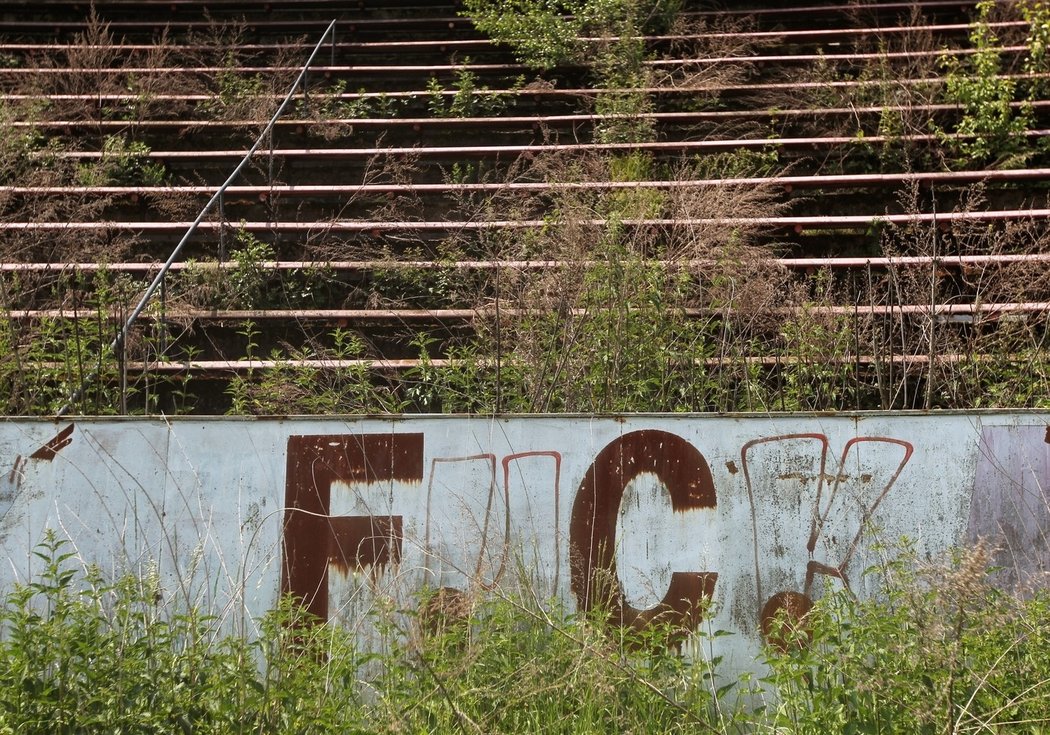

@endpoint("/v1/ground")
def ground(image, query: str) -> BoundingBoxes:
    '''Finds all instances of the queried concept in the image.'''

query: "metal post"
[219,190,227,263]
[268,128,274,189]
[159,274,168,357]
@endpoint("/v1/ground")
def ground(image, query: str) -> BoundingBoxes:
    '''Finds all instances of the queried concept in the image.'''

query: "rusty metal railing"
[56,18,338,418]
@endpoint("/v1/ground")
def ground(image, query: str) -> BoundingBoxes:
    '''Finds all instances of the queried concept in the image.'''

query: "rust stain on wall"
[29,424,74,461]
[329,515,403,577]
[760,590,813,651]
[282,433,424,620]
[570,429,717,635]
[5,456,24,486]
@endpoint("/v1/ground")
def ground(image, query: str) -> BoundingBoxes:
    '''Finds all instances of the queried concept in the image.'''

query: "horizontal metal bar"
[2,254,1050,277]
[52,129,1050,161]
[6,302,1048,322]
[1,44,1017,75]
[14,99,1050,131]
[11,0,969,13]
[3,253,1050,275]
[5,167,1050,198]
[12,72,1050,105]
[4,210,1049,232]
[683,19,1026,42]
[38,352,1018,377]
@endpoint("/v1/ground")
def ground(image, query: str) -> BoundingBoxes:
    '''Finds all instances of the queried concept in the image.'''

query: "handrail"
[56,18,338,418]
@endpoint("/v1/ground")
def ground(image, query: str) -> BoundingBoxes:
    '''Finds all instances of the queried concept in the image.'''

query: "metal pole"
[218,190,227,263]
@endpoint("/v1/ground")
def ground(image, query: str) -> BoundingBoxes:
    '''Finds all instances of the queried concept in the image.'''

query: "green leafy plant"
[762,541,1050,735]
[426,63,521,118]
[778,276,859,412]
[0,531,368,734]
[75,134,167,186]
[938,1,1034,166]
[225,327,406,415]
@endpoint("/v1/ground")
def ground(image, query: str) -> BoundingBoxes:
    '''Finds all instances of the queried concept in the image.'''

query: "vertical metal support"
[118,301,128,415]
[925,184,938,410]
[268,128,274,189]
[330,22,336,67]
[218,190,227,263]
[159,273,168,357]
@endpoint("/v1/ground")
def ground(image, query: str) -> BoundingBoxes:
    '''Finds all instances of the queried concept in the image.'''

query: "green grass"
[1,532,1047,733]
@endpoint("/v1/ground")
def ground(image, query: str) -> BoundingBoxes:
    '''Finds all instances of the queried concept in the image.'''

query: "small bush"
[4,532,1048,733]
[760,542,1050,734]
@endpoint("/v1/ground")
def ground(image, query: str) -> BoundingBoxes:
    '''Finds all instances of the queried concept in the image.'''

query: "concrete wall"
[1,413,1047,666]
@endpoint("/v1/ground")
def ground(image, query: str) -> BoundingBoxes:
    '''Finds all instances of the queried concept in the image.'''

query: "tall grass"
[2,532,1048,733]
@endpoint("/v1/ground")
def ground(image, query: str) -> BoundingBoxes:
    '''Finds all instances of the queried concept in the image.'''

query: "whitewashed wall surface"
[0,413,1047,668]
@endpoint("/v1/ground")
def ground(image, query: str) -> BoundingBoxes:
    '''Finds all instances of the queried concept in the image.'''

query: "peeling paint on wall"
[0,413,1045,669]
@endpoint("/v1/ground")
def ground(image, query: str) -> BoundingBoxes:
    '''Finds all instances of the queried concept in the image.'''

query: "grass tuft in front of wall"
[762,541,1050,735]
[2,532,1050,733]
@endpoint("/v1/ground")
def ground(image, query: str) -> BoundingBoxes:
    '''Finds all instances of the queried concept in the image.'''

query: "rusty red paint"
[420,586,471,636]
[807,436,913,590]
[760,590,813,651]
[329,515,403,575]
[283,433,423,620]
[570,430,717,634]
[6,456,24,485]
[425,453,502,587]
[740,433,829,594]
[29,424,74,461]
[742,433,913,633]
[503,451,561,589]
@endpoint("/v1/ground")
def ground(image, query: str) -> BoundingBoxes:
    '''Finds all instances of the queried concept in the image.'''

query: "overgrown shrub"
[761,542,1050,734]
[2,533,1049,733]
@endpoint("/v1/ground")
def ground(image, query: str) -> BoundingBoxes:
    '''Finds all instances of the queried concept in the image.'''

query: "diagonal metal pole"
[57,19,337,418]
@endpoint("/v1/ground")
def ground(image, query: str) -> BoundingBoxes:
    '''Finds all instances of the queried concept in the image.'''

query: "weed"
[426,63,521,118]
[7,531,1050,733]
[778,272,858,411]
[938,1,1033,166]
[225,328,406,415]
[0,531,366,734]
[75,135,167,187]
[761,541,1050,734]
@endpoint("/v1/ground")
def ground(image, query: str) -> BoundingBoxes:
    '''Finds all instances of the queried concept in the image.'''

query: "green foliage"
[371,246,490,308]
[0,269,169,415]
[762,542,1050,734]
[225,327,406,415]
[372,589,726,734]
[1021,0,1050,80]
[0,531,366,734]
[463,0,677,70]
[462,0,668,142]
[75,135,167,186]
[690,148,781,179]
[426,64,522,118]
[939,1,1034,165]
[0,101,55,185]
[179,229,276,309]
[778,273,858,411]
[5,533,1050,734]
[295,79,375,119]
[1,532,730,734]
[404,246,733,414]
[461,0,585,70]
[212,65,265,110]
